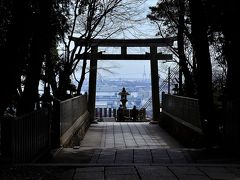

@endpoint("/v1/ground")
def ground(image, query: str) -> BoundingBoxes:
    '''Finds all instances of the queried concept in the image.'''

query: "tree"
[0,0,34,115]
[0,0,70,115]
[17,1,52,115]
[188,0,218,142]
[148,0,196,97]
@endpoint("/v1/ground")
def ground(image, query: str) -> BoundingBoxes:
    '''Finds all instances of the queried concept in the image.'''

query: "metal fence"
[1,108,50,163]
[162,93,201,128]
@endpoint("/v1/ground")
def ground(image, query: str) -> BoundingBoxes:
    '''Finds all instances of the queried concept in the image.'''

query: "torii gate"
[72,38,175,122]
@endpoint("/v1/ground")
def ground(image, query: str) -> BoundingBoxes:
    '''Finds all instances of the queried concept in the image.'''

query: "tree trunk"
[188,0,218,143]
[46,51,58,97]
[177,0,194,97]
[77,59,87,95]
[17,28,44,115]
[57,63,72,100]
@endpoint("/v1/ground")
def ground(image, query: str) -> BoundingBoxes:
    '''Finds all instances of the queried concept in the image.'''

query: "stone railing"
[161,93,204,147]
[59,95,90,146]
[162,93,201,128]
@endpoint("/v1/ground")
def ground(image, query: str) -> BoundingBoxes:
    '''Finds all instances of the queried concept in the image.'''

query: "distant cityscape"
[81,77,171,118]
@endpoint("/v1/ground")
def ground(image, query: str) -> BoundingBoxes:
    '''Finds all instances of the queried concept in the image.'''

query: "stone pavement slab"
[151,149,171,164]
[169,166,210,180]
[105,167,139,180]
[198,166,239,179]
[115,149,133,164]
[137,166,177,180]
[74,167,104,180]
[134,149,152,163]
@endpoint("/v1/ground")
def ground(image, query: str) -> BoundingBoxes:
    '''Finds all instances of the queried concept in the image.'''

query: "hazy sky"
[98,60,151,79]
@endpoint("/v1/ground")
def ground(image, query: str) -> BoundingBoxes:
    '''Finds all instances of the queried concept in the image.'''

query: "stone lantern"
[118,87,130,109]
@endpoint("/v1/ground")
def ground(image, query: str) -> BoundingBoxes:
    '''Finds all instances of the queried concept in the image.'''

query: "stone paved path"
[81,122,182,149]
[51,122,193,164]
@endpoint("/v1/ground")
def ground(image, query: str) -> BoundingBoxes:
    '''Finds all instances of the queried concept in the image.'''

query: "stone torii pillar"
[88,46,98,122]
[150,46,160,123]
